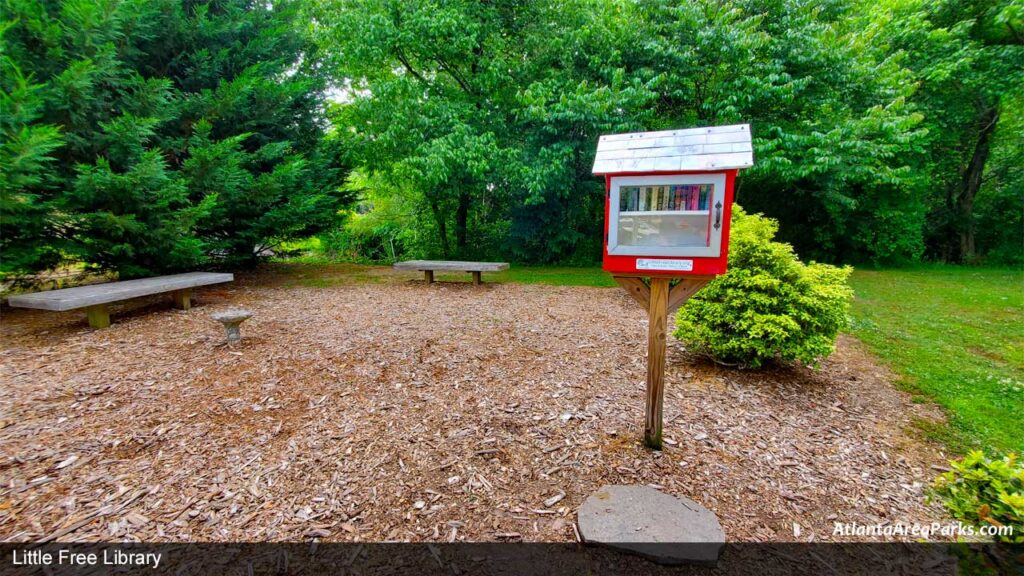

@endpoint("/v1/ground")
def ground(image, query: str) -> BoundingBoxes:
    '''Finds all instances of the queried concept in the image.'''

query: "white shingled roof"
[592,124,753,174]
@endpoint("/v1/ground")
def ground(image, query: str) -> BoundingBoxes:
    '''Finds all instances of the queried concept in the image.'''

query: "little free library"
[593,123,754,448]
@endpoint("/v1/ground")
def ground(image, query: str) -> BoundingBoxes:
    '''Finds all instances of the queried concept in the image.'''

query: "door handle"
[714,201,723,230]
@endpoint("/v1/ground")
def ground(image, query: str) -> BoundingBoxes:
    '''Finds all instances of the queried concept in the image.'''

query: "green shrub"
[930,451,1024,544]
[673,206,853,368]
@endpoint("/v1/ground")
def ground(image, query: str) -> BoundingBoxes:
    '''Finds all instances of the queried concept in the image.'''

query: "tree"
[885,0,1024,262]
[973,93,1024,265]
[313,0,933,265]
[0,0,347,278]
[628,0,929,264]
[0,55,64,276]
[313,0,656,262]
[314,0,514,257]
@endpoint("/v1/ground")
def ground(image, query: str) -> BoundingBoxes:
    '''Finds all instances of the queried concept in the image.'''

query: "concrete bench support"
[171,288,192,310]
[8,272,233,329]
[86,304,110,329]
[394,260,509,285]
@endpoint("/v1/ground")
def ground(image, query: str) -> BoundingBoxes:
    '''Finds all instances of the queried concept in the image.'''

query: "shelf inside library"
[619,210,710,216]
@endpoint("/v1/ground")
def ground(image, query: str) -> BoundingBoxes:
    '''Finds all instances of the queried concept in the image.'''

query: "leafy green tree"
[314,0,934,265]
[314,0,512,257]
[313,0,654,262]
[884,0,1024,262]
[973,94,1024,265]
[629,0,928,264]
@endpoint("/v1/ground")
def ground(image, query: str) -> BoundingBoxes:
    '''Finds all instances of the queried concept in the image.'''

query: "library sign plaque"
[592,124,754,449]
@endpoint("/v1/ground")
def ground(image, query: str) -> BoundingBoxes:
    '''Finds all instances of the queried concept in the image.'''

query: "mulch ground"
[0,266,954,543]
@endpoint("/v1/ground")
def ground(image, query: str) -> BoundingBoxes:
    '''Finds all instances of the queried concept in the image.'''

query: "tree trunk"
[956,102,1000,262]
[455,191,470,250]
[430,198,450,257]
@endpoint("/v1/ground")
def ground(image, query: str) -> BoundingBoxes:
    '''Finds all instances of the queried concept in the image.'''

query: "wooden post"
[613,274,712,449]
[645,277,670,449]
[424,270,434,283]
[471,271,482,285]
[86,304,110,329]
[171,288,192,310]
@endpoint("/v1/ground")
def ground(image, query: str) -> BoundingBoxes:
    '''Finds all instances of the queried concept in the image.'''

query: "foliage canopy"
[308,0,1021,266]
[2,0,1021,276]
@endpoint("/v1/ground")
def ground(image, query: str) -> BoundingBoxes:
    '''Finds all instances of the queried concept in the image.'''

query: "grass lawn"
[849,266,1024,455]
[455,266,616,287]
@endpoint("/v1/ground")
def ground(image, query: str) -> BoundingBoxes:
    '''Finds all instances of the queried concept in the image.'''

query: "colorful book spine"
[622,184,715,211]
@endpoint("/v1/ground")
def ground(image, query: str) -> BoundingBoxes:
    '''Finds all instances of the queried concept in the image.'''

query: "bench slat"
[7,272,234,311]
[393,260,509,273]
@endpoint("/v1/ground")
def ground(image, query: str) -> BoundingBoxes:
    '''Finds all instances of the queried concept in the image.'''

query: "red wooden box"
[592,125,753,277]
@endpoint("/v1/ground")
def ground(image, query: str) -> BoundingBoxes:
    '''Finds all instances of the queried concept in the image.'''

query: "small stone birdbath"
[211,309,252,345]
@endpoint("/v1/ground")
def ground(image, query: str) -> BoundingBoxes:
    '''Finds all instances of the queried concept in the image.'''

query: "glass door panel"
[608,175,725,258]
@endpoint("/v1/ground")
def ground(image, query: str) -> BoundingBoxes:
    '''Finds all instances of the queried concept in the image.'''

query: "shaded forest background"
[2,0,1022,279]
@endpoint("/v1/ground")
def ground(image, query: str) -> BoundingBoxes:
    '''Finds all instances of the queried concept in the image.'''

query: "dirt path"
[0,269,952,542]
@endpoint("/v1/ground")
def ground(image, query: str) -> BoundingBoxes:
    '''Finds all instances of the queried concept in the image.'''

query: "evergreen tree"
[0,55,64,276]
[0,0,347,278]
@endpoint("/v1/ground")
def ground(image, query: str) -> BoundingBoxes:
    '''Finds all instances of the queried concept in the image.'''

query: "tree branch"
[395,47,430,87]
[435,57,474,96]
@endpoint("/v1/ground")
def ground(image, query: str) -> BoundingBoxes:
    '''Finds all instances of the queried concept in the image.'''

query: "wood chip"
[543,492,565,508]
[0,275,954,543]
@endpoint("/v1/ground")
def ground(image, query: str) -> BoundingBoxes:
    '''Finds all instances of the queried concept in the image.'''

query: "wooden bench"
[6,272,234,329]
[393,260,509,285]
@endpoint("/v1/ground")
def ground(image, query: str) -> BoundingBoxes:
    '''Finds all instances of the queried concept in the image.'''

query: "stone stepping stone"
[577,485,725,565]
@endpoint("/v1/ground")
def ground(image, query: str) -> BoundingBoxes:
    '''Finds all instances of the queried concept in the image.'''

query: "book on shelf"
[626,186,638,211]
[620,183,715,213]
